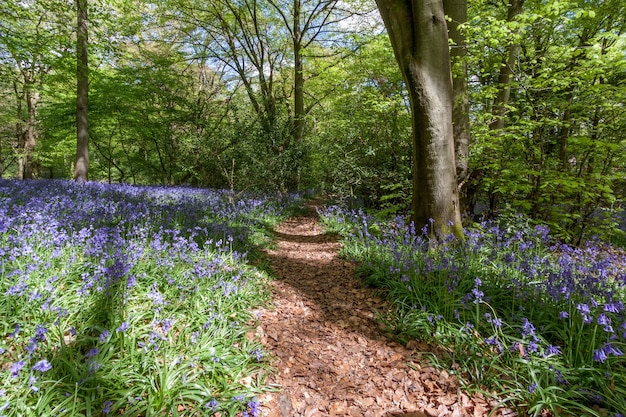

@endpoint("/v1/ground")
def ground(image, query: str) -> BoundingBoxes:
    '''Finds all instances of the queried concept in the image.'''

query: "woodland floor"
[253,201,517,417]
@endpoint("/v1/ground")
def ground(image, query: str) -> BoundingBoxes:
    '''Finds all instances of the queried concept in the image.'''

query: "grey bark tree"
[74,0,89,181]
[375,0,463,238]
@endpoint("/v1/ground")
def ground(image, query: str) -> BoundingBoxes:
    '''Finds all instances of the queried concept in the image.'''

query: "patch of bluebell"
[0,179,302,416]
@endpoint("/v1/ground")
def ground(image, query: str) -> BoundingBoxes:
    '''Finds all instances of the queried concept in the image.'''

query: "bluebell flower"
[205,398,219,411]
[249,348,264,362]
[593,348,608,363]
[126,275,136,288]
[521,318,536,338]
[545,345,561,356]
[29,375,39,392]
[604,301,624,313]
[244,399,260,417]
[32,359,52,372]
[99,330,110,342]
[116,322,129,332]
[10,361,25,378]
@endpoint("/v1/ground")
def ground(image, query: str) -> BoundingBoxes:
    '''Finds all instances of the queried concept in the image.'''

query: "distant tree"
[0,1,72,179]
[74,0,89,181]
[375,0,463,238]
[444,0,471,216]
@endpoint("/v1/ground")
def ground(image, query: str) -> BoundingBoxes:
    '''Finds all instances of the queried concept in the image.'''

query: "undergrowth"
[319,205,626,417]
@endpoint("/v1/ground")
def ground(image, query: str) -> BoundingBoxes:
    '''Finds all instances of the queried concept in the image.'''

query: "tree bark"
[14,77,39,180]
[23,88,38,179]
[376,0,463,238]
[74,0,89,182]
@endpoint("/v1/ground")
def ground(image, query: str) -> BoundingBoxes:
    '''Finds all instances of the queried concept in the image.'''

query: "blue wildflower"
[116,322,129,332]
[521,318,536,338]
[545,345,561,356]
[99,330,110,342]
[32,359,52,372]
[205,398,219,411]
[10,361,26,378]
[593,348,608,363]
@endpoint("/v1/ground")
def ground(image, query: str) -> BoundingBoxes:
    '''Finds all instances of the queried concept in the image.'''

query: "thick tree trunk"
[74,0,89,181]
[376,0,462,238]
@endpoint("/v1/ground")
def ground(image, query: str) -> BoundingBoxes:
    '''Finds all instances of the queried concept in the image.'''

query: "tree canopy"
[0,0,624,243]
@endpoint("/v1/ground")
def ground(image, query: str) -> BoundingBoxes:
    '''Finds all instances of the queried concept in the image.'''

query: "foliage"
[308,33,412,208]
[0,179,303,416]
[320,205,626,417]
[465,0,626,244]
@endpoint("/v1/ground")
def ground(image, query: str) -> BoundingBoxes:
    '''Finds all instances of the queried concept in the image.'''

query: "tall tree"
[266,0,349,145]
[74,0,89,181]
[375,0,462,238]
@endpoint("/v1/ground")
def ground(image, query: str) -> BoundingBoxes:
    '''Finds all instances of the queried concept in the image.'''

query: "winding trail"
[255,201,513,417]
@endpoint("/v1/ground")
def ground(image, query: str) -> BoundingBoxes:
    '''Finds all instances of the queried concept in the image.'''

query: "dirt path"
[255,202,511,417]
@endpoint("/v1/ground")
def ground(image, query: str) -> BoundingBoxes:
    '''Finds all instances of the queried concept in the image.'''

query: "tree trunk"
[23,87,38,179]
[14,80,25,180]
[443,0,470,217]
[292,0,305,147]
[376,0,463,238]
[74,0,89,182]
[468,0,523,216]
[488,0,524,131]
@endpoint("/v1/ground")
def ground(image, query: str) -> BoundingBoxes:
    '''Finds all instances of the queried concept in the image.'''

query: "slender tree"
[74,0,89,181]
[444,0,470,216]
[375,0,463,238]
[488,0,524,132]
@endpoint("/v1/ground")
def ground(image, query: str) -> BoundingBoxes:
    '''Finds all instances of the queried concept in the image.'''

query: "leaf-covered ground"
[256,202,516,417]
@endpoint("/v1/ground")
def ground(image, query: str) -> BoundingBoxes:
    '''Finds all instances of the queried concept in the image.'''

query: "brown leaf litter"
[254,201,516,417]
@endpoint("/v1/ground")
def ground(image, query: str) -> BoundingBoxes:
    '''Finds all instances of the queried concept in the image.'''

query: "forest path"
[254,201,508,417]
